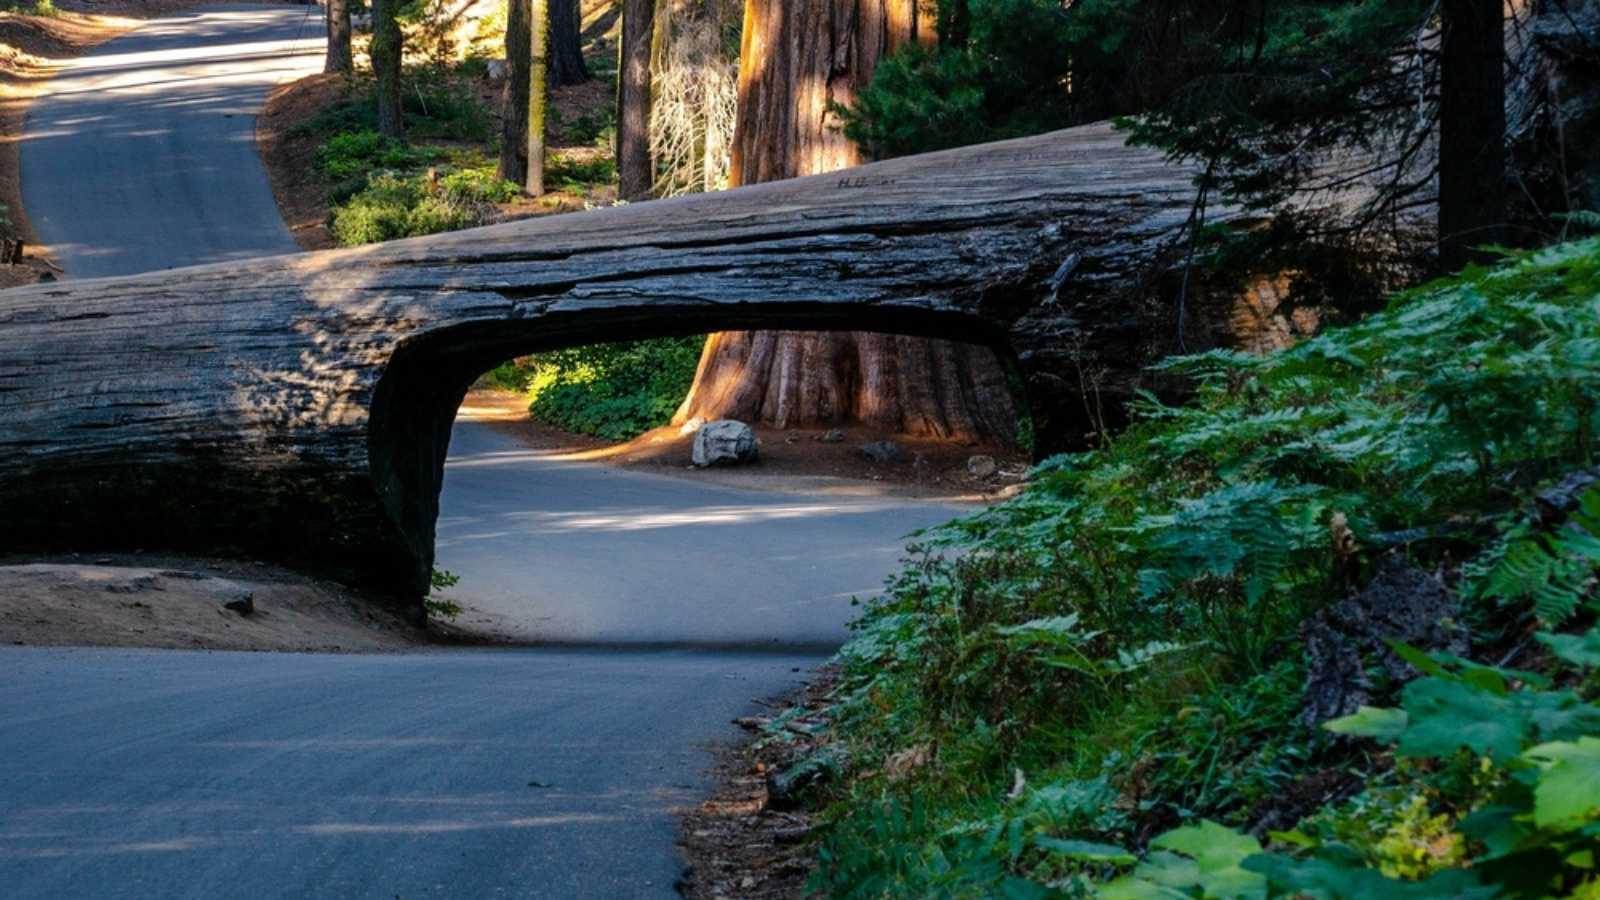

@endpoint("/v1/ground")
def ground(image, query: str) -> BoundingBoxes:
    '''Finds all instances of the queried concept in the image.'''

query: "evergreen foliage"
[805,239,1600,896]
[484,337,704,441]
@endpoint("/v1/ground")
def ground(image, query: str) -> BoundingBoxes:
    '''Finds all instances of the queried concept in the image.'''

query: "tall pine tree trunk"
[1439,0,1508,267]
[550,0,588,87]
[499,0,531,185]
[324,0,352,75]
[616,0,656,201]
[673,0,1018,445]
[371,0,404,139]
[527,0,549,196]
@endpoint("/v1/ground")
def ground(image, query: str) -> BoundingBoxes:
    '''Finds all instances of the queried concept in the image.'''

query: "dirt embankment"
[0,0,198,289]
[0,554,432,652]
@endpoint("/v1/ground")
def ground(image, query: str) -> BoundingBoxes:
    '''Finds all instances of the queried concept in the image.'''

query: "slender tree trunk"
[616,0,656,201]
[324,0,352,75]
[371,0,404,139]
[527,0,549,196]
[499,0,531,185]
[675,0,1019,445]
[1439,0,1508,267]
[550,0,588,87]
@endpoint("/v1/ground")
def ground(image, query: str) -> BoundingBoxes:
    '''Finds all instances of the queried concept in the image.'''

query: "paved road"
[20,4,323,278]
[0,646,818,899]
[439,422,961,648]
[6,6,969,896]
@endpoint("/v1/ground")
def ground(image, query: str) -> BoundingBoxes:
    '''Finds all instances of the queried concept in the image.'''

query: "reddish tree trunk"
[675,0,1017,445]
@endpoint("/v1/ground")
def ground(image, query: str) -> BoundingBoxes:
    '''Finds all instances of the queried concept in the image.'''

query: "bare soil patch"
[0,0,203,289]
[0,553,432,652]
[677,668,836,900]
[459,390,1031,502]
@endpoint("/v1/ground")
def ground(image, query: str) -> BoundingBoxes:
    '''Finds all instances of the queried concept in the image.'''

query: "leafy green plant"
[424,568,463,621]
[486,338,703,441]
[805,239,1600,897]
[546,152,617,194]
[315,130,435,181]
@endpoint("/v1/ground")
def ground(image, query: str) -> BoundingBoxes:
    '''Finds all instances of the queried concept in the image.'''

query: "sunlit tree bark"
[498,0,531,184]
[527,0,549,196]
[674,0,1018,445]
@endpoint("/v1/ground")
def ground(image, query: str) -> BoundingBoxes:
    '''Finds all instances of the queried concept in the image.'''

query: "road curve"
[20,4,322,278]
[439,422,963,648]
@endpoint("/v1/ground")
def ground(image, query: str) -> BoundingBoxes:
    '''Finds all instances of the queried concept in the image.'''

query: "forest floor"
[0,553,433,652]
[462,389,1032,502]
[258,51,618,251]
[0,0,207,288]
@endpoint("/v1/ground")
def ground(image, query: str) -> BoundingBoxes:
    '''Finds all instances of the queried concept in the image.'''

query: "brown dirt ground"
[460,389,1032,502]
[677,668,837,900]
[259,56,621,251]
[0,553,434,652]
[0,0,211,289]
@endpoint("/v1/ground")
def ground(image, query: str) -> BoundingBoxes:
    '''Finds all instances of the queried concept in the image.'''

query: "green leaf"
[1523,737,1600,828]
[1036,837,1136,864]
[1148,821,1266,899]
[1538,628,1600,669]
[1397,678,1527,762]
[1323,706,1408,741]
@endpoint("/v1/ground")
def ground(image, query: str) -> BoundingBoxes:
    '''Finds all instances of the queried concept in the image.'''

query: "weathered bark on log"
[0,123,1231,613]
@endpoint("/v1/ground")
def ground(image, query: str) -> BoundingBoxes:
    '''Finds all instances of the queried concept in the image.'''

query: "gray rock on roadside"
[966,455,997,478]
[817,429,846,444]
[860,441,905,464]
[692,420,759,467]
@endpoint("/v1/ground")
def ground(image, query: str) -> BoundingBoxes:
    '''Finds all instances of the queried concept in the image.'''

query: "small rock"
[859,440,905,464]
[692,420,759,467]
[816,429,846,444]
[105,574,159,594]
[678,416,706,437]
[966,454,997,479]
[224,593,255,617]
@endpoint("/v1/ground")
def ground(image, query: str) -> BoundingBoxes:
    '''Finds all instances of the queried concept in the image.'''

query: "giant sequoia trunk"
[673,0,1018,445]
[0,124,1253,611]
[550,0,588,87]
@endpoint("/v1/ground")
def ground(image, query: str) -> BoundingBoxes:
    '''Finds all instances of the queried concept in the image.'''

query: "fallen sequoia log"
[0,122,1254,611]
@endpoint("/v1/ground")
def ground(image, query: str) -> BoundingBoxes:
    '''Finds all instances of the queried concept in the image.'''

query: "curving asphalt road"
[5,6,969,897]
[20,4,323,278]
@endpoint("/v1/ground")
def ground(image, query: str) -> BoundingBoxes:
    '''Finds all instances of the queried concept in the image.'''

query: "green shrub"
[546,152,618,193]
[438,167,520,203]
[486,337,703,441]
[329,172,478,246]
[808,239,1600,897]
[315,130,434,181]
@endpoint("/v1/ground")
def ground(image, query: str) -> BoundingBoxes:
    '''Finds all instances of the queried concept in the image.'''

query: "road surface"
[5,6,970,897]
[439,422,960,648]
[0,646,817,899]
[20,4,322,278]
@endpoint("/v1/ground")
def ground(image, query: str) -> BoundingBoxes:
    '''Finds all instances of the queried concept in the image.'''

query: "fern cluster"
[810,239,1600,897]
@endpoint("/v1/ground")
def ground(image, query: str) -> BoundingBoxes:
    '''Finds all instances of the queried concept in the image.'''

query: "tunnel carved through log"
[0,123,1227,612]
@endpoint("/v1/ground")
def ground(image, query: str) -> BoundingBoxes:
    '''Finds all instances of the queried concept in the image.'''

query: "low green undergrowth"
[483,337,703,441]
[806,238,1600,897]
[329,162,516,246]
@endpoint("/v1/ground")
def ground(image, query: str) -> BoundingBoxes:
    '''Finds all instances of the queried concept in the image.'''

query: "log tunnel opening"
[366,305,1032,603]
